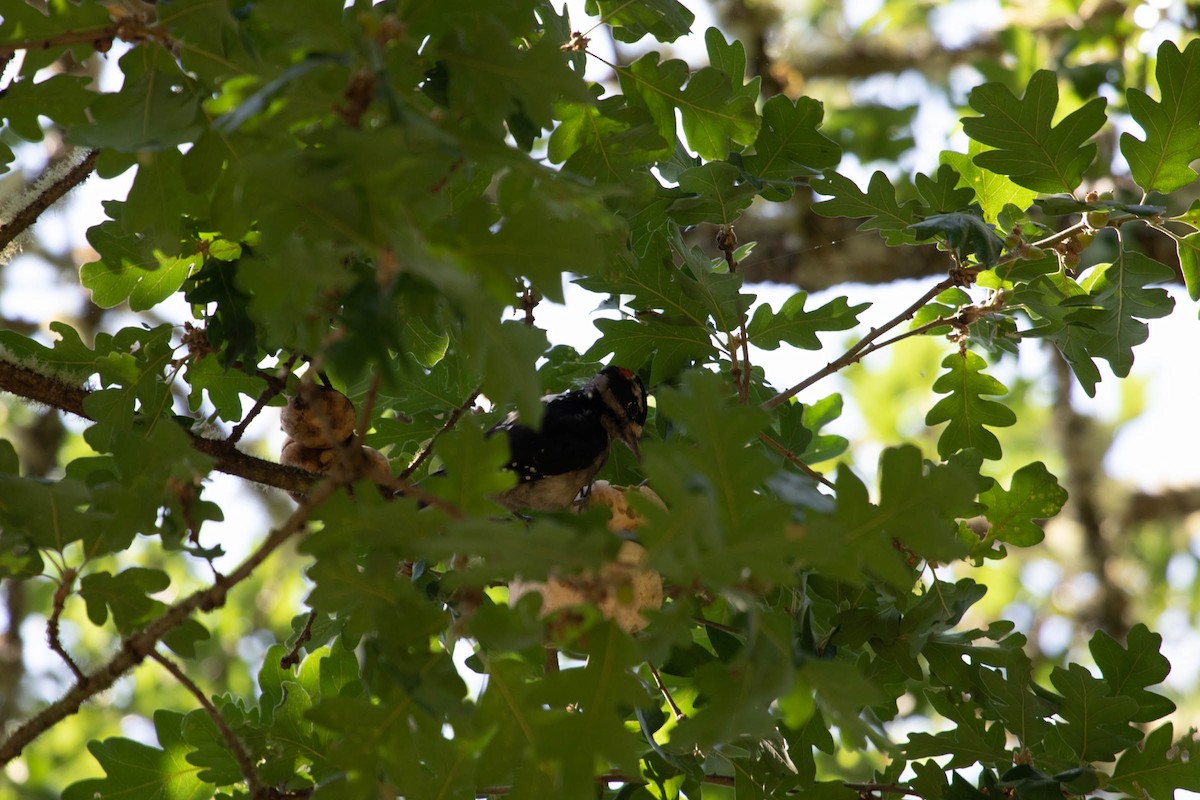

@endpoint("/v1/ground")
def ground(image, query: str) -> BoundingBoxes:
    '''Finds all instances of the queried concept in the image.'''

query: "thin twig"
[763,276,957,410]
[648,663,686,722]
[844,782,923,797]
[150,650,261,795]
[757,432,835,490]
[279,610,318,671]
[716,224,754,404]
[47,569,85,684]
[0,477,341,767]
[400,385,482,479]
[690,615,743,637]
[352,370,383,450]
[227,354,298,445]
[0,149,98,253]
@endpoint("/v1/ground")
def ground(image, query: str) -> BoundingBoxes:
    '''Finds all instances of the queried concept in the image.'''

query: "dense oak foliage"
[1,1,1199,798]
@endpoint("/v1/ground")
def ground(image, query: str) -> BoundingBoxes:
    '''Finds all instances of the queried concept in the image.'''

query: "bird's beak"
[622,424,643,462]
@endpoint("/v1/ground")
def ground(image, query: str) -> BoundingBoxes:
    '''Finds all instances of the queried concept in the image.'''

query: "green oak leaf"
[183,258,259,368]
[0,322,113,382]
[583,317,714,385]
[1049,662,1142,762]
[548,95,670,181]
[876,446,982,564]
[747,291,867,350]
[906,689,1009,768]
[0,0,111,71]
[812,170,920,246]
[1090,623,1176,724]
[925,351,1017,461]
[463,320,548,425]
[941,140,1039,224]
[183,354,269,422]
[1175,230,1200,301]
[158,0,257,84]
[0,474,99,552]
[800,465,907,587]
[70,45,206,150]
[79,567,170,631]
[1111,724,1200,800]
[82,221,201,311]
[1120,40,1200,193]
[118,148,208,252]
[1070,247,1175,379]
[616,30,759,161]
[962,70,1107,193]
[584,0,695,43]
[915,164,977,214]
[1012,271,1105,394]
[63,710,213,800]
[439,22,589,130]
[908,212,1005,267]
[978,461,1067,547]
[977,657,1055,749]
[668,161,759,224]
[0,73,95,142]
[704,27,760,103]
[741,95,841,200]
[671,610,794,747]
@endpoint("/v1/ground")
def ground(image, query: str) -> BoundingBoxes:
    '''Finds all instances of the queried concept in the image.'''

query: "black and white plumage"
[489,366,648,511]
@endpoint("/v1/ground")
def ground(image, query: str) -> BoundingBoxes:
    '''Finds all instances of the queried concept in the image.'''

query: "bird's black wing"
[490,389,609,482]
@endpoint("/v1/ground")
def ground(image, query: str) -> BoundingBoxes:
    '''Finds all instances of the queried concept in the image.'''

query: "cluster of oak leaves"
[277,385,661,632]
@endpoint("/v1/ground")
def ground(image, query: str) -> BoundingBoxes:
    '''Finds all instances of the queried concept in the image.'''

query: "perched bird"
[490,366,648,511]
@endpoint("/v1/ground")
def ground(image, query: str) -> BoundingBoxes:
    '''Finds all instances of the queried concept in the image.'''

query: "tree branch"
[0,358,446,504]
[0,477,340,767]
[757,431,835,489]
[279,610,318,671]
[149,650,261,796]
[226,354,296,446]
[0,149,98,254]
[47,569,85,684]
[763,276,957,410]
[0,14,158,59]
[399,385,482,480]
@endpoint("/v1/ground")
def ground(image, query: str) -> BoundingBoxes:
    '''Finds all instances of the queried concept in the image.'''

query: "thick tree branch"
[0,356,461,512]
[0,477,339,767]
[0,15,157,59]
[0,149,98,254]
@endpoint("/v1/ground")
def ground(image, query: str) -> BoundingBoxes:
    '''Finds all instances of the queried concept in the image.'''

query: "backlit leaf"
[962,71,1107,193]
